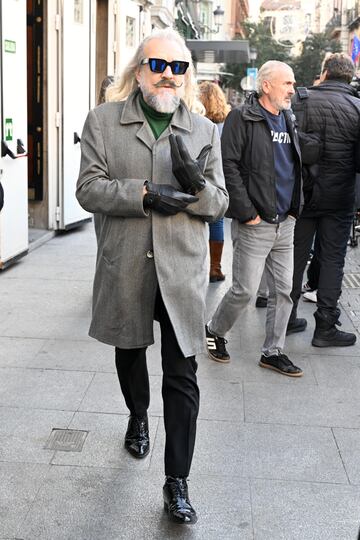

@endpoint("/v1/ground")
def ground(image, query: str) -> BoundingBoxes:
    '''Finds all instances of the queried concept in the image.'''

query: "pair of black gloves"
[144,134,212,216]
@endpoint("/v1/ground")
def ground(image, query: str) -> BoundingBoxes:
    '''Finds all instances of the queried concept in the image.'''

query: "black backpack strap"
[296,86,309,100]
[293,87,310,130]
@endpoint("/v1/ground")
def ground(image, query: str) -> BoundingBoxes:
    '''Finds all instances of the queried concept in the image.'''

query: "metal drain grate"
[343,274,360,288]
[44,429,88,452]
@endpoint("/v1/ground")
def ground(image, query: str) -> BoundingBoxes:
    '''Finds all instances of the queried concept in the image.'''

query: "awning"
[186,39,250,64]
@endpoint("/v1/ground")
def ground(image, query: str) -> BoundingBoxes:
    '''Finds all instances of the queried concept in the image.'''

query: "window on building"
[74,0,83,24]
[126,16,136,48]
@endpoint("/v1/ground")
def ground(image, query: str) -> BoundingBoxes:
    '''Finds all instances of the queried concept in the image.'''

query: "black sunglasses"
[140,58,189,75]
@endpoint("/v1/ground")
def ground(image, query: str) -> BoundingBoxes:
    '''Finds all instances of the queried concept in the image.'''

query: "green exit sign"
[5,119,13,141]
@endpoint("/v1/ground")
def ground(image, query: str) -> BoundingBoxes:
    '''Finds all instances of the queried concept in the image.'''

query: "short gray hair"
[256,60,293,96]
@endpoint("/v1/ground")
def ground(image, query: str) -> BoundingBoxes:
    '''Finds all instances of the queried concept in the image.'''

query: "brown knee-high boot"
[209,240,225,282]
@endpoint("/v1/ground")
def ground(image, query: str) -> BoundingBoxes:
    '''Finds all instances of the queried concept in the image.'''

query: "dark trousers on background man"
[290,212,353,317]
[115,290,199,477]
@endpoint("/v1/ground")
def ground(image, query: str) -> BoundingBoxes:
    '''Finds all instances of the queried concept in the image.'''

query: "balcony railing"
[325,12,341,32]
[348,6,360,27]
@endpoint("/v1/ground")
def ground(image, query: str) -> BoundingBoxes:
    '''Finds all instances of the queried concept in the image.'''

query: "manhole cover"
[44,429,88,452]
[343,274,360,288]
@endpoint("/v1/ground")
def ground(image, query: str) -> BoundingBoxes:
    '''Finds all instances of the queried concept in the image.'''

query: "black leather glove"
[169,134,212,195]
[143,182,199,215]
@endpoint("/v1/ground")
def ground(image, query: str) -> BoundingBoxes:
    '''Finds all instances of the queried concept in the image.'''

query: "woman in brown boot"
[209,227,225,282]
[199,82,230,282]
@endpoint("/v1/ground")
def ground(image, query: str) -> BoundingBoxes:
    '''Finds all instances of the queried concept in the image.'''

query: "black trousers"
[115,290,199,477]
[306,234,320,290]
[290,211,353,317]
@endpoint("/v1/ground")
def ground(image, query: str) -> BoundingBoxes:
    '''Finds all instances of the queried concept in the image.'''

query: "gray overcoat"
[76,90,228,357]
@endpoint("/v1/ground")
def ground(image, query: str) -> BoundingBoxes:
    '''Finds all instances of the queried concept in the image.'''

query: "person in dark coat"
[76,28,228,524]
[205,60,304,378]
[288,52,360,347]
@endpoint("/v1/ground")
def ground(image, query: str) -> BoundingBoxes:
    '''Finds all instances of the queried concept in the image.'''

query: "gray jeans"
[209,217,295,356]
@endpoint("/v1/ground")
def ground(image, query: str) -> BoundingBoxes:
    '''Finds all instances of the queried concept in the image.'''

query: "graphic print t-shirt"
[261,106,295,216]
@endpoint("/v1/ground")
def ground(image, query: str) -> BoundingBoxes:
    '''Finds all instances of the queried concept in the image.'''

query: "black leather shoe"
[163,476,197,524]
[259,353,303,377]
[124,415,149,458]
[286,317,307,335]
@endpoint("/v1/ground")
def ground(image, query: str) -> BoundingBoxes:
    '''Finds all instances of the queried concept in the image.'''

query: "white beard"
[138,75,184,113]
[144,91,180,113]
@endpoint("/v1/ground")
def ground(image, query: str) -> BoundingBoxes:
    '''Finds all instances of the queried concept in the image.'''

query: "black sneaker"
[255,296,268,308]
[205,324,230,363]
[286,318,307,335]
[312,327,357,347]
[259,353,303,377]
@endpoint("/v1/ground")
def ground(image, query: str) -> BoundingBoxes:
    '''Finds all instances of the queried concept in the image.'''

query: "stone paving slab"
[0,462,50,538]
[6,263,95,282]
[0,367,93,410]
[31,339,115,373]
[2,253,95,281]
[306,353,360,389]
[332,428,360,486]
[78,372,155,415]
[244,381,360,429]
[0,310,91,341]
[251,478,360,540]
[0,336,45,368]
[0,407,72,463]
[51,412,159,471]
[20,467,253,540]
[78,369,245,422]
[150,419,347,484]
[0,276,93,312]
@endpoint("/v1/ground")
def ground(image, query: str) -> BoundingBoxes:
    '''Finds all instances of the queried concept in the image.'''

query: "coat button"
[146,250,154,259]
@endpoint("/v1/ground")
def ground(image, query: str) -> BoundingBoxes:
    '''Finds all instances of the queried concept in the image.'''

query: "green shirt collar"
[139,92,173,122]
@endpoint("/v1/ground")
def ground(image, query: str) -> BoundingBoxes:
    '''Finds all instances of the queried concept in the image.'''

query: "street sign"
[241,75,256,92]
[247,67,258,89]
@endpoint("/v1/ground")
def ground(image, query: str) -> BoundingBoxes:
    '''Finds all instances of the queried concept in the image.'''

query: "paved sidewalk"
[1,219,360,539]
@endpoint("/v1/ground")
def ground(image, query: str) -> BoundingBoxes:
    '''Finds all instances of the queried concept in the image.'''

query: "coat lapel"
[120,90,154,150]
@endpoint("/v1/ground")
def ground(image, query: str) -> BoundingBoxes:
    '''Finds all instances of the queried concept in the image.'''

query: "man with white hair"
[76,29,228,524]
[206,60,304,377]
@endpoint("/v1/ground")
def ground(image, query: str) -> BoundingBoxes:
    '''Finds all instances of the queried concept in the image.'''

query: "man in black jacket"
[206,60,304,377]
[288,53,360,347]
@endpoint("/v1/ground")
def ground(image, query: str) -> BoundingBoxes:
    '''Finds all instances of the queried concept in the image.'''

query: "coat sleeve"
[355,120,360,173]
[221,109,258,222]
[76,109,148,217]
[183,122,229,223]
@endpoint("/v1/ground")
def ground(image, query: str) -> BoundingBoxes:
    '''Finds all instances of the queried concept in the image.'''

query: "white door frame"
[0,0,28,268]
